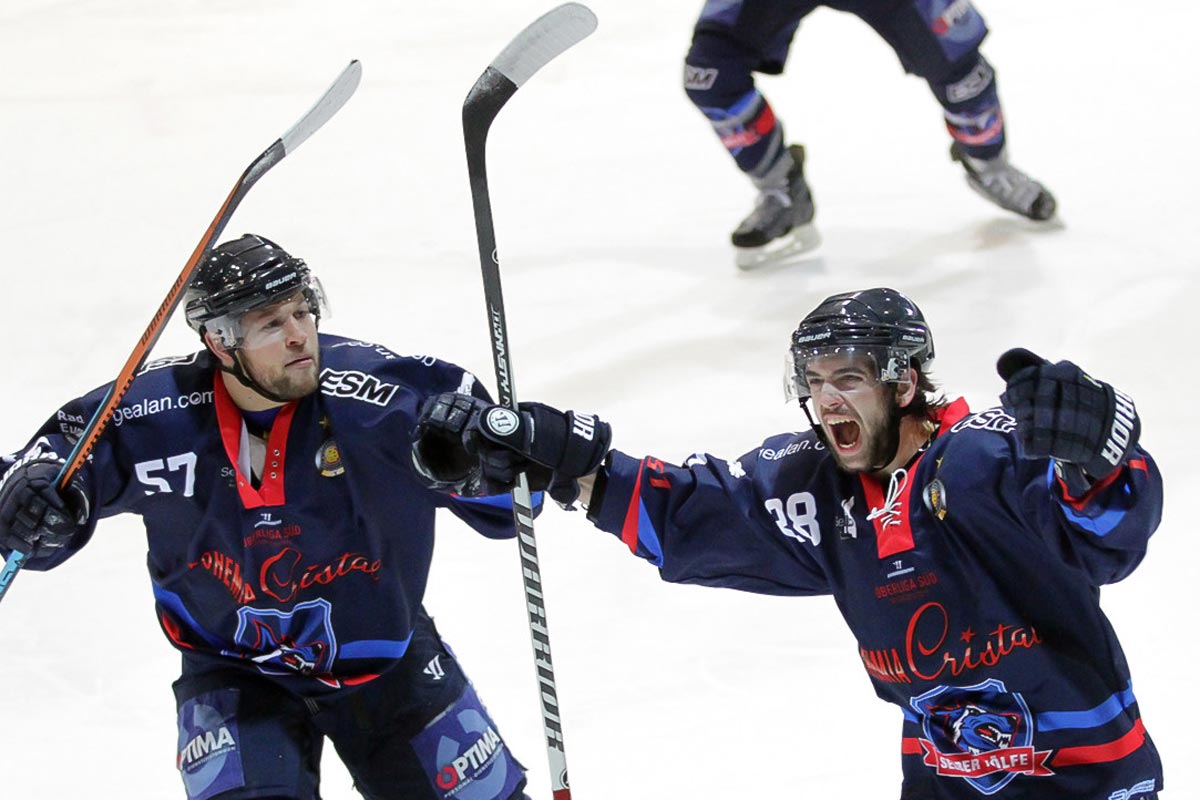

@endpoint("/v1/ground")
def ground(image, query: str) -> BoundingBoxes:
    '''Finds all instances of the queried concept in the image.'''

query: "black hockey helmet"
[785,287,934,400]
[184,234,328,349]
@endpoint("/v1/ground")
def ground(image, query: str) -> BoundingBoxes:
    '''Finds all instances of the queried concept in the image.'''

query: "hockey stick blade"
[0,61,361,607]
[491,2,596,88]
[461,7,595,800]
[463,3,597,141]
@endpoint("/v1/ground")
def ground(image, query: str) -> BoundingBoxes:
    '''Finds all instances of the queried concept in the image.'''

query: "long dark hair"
[902,364,948,421]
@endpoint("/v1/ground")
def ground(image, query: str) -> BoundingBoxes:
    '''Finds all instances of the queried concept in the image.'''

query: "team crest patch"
[315,437,344,477]
[911,679,1052,794]
[923,478,948,520]
[234,598,337,681]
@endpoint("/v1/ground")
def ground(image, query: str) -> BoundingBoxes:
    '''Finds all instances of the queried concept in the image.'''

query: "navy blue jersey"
[588,399,1163,798]
[1,334,529,694]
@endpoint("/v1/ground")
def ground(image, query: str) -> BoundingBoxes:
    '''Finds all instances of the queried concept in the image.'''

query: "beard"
[240,349,321,401]
[823,391,904,474]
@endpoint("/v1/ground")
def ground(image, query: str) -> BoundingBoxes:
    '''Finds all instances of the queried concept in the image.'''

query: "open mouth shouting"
[824,415,863,455]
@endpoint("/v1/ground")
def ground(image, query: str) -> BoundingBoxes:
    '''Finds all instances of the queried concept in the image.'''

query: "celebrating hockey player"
[417,288,1163,798]
[683,0,1057,268]
[0,234,534,800]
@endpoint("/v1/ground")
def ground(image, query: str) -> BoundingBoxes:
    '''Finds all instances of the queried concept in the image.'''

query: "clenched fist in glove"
[997,348,1140,485]
[413,392,611,504]
[412,393,490,495]
[0,453,90,558]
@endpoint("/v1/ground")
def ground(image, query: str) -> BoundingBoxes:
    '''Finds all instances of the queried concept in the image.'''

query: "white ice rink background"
[1,1,1197,797]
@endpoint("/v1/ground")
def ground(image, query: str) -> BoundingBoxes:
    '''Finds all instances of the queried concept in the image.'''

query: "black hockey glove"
[412,393,493,496]
[997,348,1140,486]
[412,392,558,498]
[413,392,611,505]
[0,453,90,559]
[471,400,611,481]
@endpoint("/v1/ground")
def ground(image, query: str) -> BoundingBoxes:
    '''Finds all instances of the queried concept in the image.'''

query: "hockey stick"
[0,60,362,604]
[462,5,596,799]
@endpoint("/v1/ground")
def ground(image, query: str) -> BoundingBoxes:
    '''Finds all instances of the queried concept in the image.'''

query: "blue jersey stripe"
[636,500,665,567]
[340,633,413,660]
[152,582,224,648]
[1036,682,1137,731]
[901,681,1138,731]
[1047,463,1128,537]
[451,490,544,509]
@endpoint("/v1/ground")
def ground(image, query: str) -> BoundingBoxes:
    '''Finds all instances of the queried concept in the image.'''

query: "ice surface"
[1,1,1195,797]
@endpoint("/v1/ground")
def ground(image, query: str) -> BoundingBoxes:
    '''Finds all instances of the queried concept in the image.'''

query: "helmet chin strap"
[219,349,293,405]
[799,398,830,449]
[874,400,905,473]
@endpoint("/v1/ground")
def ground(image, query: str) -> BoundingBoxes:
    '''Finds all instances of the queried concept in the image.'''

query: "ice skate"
[951,143,1056,221]
[733,144,820,270]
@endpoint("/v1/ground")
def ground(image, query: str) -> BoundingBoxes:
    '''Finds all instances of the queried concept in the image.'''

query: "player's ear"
[896,367,918,408]
[204,332,236,369]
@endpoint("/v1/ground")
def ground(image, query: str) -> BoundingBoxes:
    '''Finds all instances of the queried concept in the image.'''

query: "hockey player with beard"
[417,288,1163,798]
[683,0,1058,268]
[0,234,541,800]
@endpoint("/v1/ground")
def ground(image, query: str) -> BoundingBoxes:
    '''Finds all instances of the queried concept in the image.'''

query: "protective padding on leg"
[176,688,247,800]
[410,682,526,800]
[911,0,988,66]
[684,32,758,108]
[858,0,988,80]
[935,54,1004,154]
[173,672,320,800]
[685,35,786,176]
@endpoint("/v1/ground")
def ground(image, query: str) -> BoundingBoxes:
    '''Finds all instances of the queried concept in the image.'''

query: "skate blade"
[965,177,1057,222]
[735,224,821,270]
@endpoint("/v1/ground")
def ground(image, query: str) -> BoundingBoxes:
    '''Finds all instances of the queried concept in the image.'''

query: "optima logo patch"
[412,684,524,800]
[176,689,245,800]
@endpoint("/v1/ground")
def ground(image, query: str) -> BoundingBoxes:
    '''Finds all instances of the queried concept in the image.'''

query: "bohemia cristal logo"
[912,679,1053,794]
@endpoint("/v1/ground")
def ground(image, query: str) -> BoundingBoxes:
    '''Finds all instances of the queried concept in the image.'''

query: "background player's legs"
[856,0,1056,219]
[938,54,1057,220]
[685,1,819,264]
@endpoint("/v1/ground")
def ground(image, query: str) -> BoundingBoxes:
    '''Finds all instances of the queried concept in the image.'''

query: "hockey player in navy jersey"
[417,288,1163,798]
[0,234,536,800]
[684,0,1058,268]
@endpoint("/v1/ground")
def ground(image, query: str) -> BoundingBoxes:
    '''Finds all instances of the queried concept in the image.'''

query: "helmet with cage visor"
[184,234,329,350]
[785,288,934,402]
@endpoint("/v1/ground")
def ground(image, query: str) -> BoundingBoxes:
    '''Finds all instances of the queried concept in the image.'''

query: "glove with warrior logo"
[0,452,90,558]
[997,348,1141,490]
[413,392,611,505]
